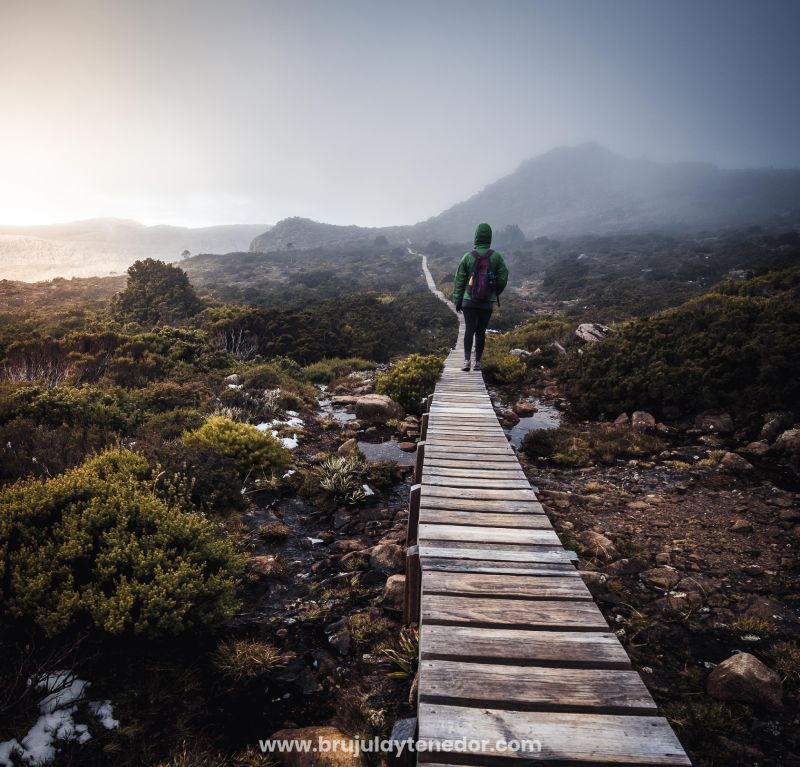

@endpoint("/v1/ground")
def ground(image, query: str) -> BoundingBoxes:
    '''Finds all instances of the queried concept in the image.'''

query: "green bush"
[376,353,444,415]
[480,341,527,385]
[303,357,376,384]
[0,449,244,637]
[182,416,291,481]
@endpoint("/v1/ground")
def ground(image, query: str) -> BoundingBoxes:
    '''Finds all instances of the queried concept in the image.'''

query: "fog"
[1,0,799,227]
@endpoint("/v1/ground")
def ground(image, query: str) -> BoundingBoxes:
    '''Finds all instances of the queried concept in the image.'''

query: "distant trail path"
[410,247,457,315]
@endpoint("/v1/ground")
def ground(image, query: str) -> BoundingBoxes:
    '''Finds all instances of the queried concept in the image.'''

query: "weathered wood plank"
[418,496,545,513]
[420,556,579,576]
[422,476,532,489]
[418,524,560,546]
[420,625,631,667]
[422,594,606,629]
[419,660,657,713]
[423,466,527,479]
[417,704,692,765]
[418,509,550,528]
[422,486,536,501]
[422,571,590,600]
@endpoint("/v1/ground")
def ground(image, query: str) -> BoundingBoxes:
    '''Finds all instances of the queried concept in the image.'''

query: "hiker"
[452,222,509,371]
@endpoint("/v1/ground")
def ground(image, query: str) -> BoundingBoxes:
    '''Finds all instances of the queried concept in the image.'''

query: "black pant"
[463,307,492,360]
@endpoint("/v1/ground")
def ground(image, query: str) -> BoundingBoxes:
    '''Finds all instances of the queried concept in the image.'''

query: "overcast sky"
[2,0,799,227]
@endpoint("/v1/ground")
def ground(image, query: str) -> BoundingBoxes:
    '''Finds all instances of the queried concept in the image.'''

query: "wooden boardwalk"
[407,258,690,765]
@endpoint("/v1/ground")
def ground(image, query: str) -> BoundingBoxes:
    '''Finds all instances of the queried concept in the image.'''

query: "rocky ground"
[492,380,800,767]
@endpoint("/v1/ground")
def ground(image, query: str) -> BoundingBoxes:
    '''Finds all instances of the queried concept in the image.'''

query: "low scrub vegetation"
[376,353,443,414]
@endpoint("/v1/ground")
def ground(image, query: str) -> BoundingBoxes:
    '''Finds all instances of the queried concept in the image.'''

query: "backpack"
[468,249,495,300]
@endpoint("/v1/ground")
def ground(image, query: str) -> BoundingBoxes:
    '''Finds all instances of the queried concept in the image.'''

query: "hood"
[473,222,492,247]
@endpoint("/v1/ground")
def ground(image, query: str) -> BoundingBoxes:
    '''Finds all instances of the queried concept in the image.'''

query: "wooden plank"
[422,476,531,489]
[418,496,545,513]
[423,457,523,469]
[418,509,550,528]
[418,524,560,546]
[422,571,590,600]
[419,660,657,713]
[420,625,631,667]
[417,704,692,765]
[422,486,536,501]
[421,594,606,629]
[420,557,579,576]
[423,466,527,479]
[418,544,577,564]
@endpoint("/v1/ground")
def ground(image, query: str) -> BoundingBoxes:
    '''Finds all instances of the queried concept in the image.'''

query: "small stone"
[370,543,405,573]
[337,438,360,457]
[742,441,771,457]
[512,401,536,417]
[731,518,753,533]
[774,428,800,454]
[743,565,763,576]
[613,413,630,426]
[248,554,284,578]
[328,628,351,655]
[778,509,800,524]
[707,652,782,709]
[631,411,656,432]
[606,557,649,575]
[655,552,671,566]
[719,452,754,474]
[397,441,417,452]
[223,373,241,384]
[333,509,351,530]
[575,530,618,560]
[382,574,405,611]
[640,567,681,590]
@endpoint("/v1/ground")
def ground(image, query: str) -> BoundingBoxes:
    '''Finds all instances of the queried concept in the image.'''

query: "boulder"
[631,411,656,432]
[707,652,782,709]
[575,323,612,343]
[354,394,403,424]
[639,567,682,590]
[774,428,800,454]
[501,410,520,428]
[223,373,241,385]
[510,348,532,359]
[269,726,367,767]
[760,413,790,443]
[331,395,358,406]
[382,574,405,611]
[369,543,405,573]
[546,341,568,357]
[613,413,630,426]
[512,401,536,417]
[719,452,754,474]
[337,438,360,457]
[741,441,771,458]
[694,412,735,435]
[575,530,618,560]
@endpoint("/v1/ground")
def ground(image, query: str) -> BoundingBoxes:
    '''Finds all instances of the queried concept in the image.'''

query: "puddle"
[357,438,416,465]
[317,388,357,425]
[504,399,562,448]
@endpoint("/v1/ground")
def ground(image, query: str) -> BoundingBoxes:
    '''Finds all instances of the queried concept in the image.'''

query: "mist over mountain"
[0,219,269,282]
[250,144,800,252]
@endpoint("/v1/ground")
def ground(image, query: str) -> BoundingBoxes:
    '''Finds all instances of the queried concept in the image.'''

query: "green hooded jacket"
[452,223,509,308]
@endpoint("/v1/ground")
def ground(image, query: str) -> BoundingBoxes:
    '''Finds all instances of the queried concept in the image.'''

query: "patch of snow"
[362,484,374,496]
[0,672,119,766]
[307,537,324,545]
[227,383,242,389]
[741,634,761,642]
[282,469,296,478]
[280,435,299,450]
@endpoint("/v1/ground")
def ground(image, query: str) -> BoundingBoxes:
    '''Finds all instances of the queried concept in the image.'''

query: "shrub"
[303,357,376,384]
[315,455,366,505]
[213,638,284,680]
[182,416,291,482]
[376,354,443,415]
[0,449,244,637]
[480,344,527,385]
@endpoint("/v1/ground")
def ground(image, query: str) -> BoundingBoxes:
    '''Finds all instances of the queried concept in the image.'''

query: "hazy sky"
[2,0,799,227]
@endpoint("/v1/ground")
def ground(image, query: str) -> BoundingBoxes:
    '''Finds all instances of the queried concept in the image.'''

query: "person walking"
[452,222,508,371]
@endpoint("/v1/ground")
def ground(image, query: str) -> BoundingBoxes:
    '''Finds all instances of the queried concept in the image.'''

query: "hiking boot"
[473,359,482,371]
[461,359,471,372]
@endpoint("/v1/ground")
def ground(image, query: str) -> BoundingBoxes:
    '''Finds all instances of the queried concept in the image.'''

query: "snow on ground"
[0,672,119,766]
[255,413,304,450]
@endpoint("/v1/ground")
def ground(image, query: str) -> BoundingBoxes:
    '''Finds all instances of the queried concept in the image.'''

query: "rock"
[707,652,782,709]
[397,441,417,452]
[337,438,360,457]
[774,428,800,454]
[639,567,681,590]
[606,557,649,575]
[575,531,618,560]
[354,394,403,424]
[249,554,285,578]
[327,627,351,655]
[731,518,753,533]
[333,509,351,530]
[369,543,405,573]
[694,412,735,435]
[779,509,800,524]
[741,441,771,458]
[760,413,790,443]
[382,574,405,611]
[575,323,612,343]
[719,452,754,474]
[546,341,567,357]
[631,411,656,432]
[613,413,630,426]
[223,373,241,384]
[510,348,532,359]
[579,571,608,587]
[512,401,536,417]
[654,552,671,566]
[330,395,357,406]
[329,538,364,553]
[396,418,419,435]
[501,409,521,427]
[269,726,367,767]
